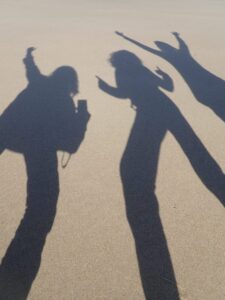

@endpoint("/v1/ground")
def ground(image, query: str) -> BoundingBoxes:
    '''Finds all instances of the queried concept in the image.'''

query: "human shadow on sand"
[116,31,225,123]
[97,50,225,300]
[0,48,90,299]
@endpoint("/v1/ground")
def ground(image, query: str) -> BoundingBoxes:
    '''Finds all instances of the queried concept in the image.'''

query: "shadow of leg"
[0,151,59,300]
[120,114,180,300]
[122,181,180,300]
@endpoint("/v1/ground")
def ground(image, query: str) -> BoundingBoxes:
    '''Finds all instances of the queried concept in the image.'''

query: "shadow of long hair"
[0,48,90,299]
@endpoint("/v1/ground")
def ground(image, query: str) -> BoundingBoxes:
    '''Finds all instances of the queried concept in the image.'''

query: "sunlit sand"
[0,1,225,299]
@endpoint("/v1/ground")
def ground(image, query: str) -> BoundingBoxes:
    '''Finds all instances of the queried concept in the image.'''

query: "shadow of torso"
[0,76,76,154]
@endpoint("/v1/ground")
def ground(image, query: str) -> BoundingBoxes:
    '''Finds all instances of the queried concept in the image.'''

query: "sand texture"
[0,1,225,299]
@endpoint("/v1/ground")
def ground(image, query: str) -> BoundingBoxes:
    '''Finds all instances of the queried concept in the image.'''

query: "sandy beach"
[0,0,225,299]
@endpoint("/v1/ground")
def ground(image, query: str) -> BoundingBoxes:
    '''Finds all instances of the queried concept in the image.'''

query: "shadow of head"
[109,50,143,69]
[49,66,79,96]
[154,41,176,53]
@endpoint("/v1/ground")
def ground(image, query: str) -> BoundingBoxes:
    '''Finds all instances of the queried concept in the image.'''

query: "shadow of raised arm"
[115,31,162,56]
[155,67,174,91]
[115,31,190,62]
[23,47,44,84]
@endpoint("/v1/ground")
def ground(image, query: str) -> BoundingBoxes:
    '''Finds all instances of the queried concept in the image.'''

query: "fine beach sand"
[0,0,225,299]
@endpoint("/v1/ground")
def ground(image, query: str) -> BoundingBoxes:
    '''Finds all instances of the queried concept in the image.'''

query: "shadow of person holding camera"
[97,50,225,300]
[0,48,90,299]
[115,31,225,123]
